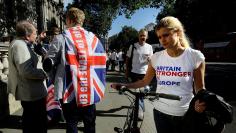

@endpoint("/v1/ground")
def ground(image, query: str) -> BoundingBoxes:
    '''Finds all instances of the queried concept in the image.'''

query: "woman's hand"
[110,83,126,90]
[194,99,206,113]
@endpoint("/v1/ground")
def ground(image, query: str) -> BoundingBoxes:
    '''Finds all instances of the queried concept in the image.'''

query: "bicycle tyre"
[123,102,135,132]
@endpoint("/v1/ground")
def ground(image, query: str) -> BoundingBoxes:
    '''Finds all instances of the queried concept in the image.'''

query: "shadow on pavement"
[0,115,84,131]
[0,115,22,129]
[96,105,130,117]
[47,121,83,132]
[106,71,127,83]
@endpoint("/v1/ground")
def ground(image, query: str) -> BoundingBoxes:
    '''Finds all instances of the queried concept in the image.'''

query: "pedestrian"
[35,26,63,125]
[8,20,48,133]
[112,16,206,133]
[48,26,60,43]
[125,29,153,83]
[117,49,125,72]
[43,7,106,133]
[106,50,111,71]
[110,49,117,71]
[125,28,153,119]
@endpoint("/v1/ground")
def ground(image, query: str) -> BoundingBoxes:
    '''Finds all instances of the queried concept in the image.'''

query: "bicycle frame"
[115,90,143,133]
[114,87,181,133]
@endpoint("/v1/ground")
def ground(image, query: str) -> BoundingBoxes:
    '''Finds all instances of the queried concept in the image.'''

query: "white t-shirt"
[110,51,117,60]
[151,48,205,116]
[127,42,153,74]
[117,51,124,61]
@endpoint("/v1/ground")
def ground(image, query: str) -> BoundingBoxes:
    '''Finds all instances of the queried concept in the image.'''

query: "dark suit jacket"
[8,39,47,101]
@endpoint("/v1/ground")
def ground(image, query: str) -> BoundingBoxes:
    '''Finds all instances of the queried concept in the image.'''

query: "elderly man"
[8,20,48,133]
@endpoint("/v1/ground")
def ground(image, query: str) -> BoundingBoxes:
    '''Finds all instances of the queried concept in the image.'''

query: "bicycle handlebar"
[116,85,181,101]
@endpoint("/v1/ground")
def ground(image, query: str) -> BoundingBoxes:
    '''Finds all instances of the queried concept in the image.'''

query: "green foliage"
[0,0,37,37]
[108,26,138,50]
[156,0,236,44]
[177,0,236,42]
[69,0,162,37]
[155,0,176,22]
[147,30,159,44]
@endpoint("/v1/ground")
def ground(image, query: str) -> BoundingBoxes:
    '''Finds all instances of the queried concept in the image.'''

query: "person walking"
[8,20,48,133]
[117,49,125,72]
[43,7,106,133]
[110,49,118,71]
[112,16,206,133]
[125,29,153,119]
[106,50,111,71]
[125,29,153,81]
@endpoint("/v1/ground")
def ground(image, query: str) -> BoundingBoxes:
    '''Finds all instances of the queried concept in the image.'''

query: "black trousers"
[153,109,183,133]
[21,97,47,133]
[118,61,124,72]
[130,72,145,82]
[62,100,96,133]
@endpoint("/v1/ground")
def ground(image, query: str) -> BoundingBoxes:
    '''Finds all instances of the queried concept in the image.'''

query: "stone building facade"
[0,0,65,123]
[0,42,10,122]
[38,0,65,32]
[0,0,64,37]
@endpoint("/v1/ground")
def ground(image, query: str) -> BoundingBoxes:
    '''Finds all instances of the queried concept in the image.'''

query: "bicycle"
[113,85,181,133]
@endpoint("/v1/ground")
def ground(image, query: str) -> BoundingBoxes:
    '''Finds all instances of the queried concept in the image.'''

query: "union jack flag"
[62,26,106,107]
[46,80,62,121]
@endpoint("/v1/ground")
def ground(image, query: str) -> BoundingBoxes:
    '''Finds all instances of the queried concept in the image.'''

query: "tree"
[109,26,138,50]
[0,0,37,37]
[175,0,236,42]
[69,0,164,38]
[155,0,236,44]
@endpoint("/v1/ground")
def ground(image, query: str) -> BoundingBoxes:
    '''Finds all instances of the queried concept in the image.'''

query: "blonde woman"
[112,16,206,133]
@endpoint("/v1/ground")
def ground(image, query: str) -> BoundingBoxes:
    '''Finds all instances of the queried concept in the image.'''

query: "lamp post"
[58,0,64,33]
[36,0,43,33]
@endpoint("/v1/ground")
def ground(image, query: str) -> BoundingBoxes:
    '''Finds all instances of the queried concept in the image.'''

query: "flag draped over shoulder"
[62,26,106,107]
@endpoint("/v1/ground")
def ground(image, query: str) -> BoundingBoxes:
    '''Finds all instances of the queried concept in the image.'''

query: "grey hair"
[16,20,35,37]
[139,28,148,38]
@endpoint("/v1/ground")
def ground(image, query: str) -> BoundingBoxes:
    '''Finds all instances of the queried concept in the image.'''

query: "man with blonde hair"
[44,7,106,133]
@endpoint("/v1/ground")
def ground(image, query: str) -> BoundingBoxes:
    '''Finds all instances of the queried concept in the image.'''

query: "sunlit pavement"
[0,70,235,133]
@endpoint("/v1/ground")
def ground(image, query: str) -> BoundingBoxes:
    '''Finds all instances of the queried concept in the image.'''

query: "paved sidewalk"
[0,71,235,133]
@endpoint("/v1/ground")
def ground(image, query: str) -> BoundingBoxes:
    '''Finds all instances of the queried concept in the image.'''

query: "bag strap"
[130,44,135,60]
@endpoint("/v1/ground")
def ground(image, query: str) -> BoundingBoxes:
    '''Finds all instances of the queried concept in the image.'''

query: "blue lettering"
[156,66,181,71]
[158,80,180,86]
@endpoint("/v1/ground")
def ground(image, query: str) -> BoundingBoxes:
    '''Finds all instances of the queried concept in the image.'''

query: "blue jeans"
[153,109,183,133]
[139,85,150,112]
[139,97,145,112]
[62,100,96,133]
[130,72,146,116]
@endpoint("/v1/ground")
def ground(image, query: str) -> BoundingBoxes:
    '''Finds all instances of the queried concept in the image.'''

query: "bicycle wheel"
[123,102,135,133]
